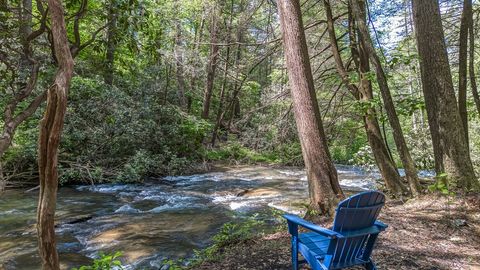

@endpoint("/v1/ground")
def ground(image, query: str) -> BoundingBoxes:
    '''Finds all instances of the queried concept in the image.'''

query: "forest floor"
[192,194,480,270]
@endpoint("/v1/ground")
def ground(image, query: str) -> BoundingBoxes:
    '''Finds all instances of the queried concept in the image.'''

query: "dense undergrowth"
[4,72,480,188]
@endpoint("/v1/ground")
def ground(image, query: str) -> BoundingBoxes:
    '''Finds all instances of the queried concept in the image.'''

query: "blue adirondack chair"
[284,191,387,270]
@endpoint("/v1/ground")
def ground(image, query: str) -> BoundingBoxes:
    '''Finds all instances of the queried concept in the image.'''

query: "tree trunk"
[18,0,32,82]
[212,0,234,146]
[468,0,480,117]
[458,0,470,148]
[201,5,220,119]
[350,0,419,195]
[412,0,479,190]
[174,11,187,109]
[189,13,205,112]
[324,0,406,195]
[277,0,343,216]
[104,0,117,86]
[37,0,74,268]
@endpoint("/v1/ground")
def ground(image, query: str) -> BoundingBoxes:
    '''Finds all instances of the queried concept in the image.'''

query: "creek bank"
[1,165,379,269]
[190,194,480,270]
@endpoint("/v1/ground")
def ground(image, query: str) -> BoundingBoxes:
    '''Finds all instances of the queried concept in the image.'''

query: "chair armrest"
[339,225,383,238]
[374,220,388,231]
[340,221,388,238]
[283,214,341,239]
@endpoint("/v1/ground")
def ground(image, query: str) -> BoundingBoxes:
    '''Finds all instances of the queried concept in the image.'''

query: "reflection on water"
[0,165,379,269]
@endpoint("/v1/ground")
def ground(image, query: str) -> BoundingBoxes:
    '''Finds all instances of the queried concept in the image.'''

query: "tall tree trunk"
[350,0,419,195]
[189,14,205,112]
[458,0,470,148]
[324,0,406,195]
[201,5,219,119]
[469,1,480,117]
[104,0,117,86]
[19,0,32,81]
[412,0,479,191]
[37,0,74,268]
[277,0,343,216]
[174,10,187,109]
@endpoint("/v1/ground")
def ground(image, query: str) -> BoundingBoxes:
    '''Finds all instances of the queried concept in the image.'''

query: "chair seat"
[298,232,367,269]
[298,232,330,258]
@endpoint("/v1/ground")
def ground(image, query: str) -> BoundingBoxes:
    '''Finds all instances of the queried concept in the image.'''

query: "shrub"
[72,252,124,270]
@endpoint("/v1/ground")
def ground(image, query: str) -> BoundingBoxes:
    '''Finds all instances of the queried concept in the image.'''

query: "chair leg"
[365,260,377,270]
[291,236,298,270]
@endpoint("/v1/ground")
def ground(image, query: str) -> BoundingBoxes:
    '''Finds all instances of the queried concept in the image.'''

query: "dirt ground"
[193,194,480,270]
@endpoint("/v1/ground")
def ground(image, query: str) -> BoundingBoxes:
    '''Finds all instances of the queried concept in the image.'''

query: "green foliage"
[72,252,124,270]
[404,126,435,169]
[350,145,377,171]
[204,141,279,164]
[161,215,265,269]
[428,173,454,196]
[273,142,303,166]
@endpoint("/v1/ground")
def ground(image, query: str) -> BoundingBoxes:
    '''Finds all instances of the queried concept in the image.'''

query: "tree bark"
[201,5,220,119]
[324,0,406,195]
[277,0,343,216]
[37,0,74,268]
[412,0,479,190]
[467,0,480,117]
[458,0,470,148]
[350,0,419,195]
[104,0,117,86]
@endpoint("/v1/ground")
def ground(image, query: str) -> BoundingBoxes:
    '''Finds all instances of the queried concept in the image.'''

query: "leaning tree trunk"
[277,0,344,216]
[458,0,470,148]
[412,0,479,191]
[37,0,74,268]
[201,5,219,119]
[324,0,406,195]
[350,0,419,195]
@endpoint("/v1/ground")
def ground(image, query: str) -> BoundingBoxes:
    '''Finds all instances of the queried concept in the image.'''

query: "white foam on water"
[229,201,251,210]
[114,204,141,214]
[211,194,236,203]
[339,178,374,190]
[148,205,175,213]
[267,202,303,215]
[0,209,23,215]
[277,170,304,177]
[77,184,140,193]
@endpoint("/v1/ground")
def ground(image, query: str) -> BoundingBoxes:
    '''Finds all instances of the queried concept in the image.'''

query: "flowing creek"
[1,165,422,269]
